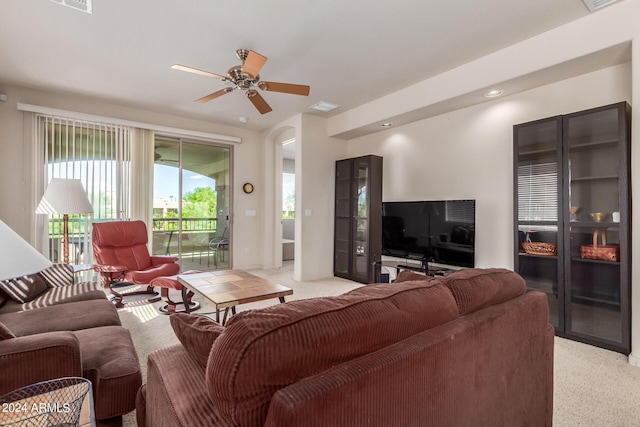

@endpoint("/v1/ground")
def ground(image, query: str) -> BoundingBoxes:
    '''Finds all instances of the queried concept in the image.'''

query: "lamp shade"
[0,220,53,281]
[36,178,93,215]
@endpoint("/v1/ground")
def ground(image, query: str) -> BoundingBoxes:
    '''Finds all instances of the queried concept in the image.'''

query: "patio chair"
[92,220,180,307]
[208,226,229,267]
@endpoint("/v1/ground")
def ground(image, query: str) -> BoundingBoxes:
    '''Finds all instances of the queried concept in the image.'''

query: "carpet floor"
[117,264,640,426]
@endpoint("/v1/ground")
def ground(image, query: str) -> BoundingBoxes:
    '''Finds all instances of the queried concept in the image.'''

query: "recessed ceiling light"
[380,123,393,128]
[309,101,340,112]
[484,89,504,98]
[238,116,248,123]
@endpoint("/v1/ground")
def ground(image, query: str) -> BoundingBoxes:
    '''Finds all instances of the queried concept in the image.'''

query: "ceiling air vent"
[582,0,620,12]
[50,0,93,13]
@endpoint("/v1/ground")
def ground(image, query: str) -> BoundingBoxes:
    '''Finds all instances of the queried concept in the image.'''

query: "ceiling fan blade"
[171,64,227,80]
[242,51,267,78]
[247,90,272,114]
[259,81,310,96]
[195,88,231,103]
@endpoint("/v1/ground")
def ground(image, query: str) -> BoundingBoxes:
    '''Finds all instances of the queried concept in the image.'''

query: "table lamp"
[36,178,93,264]
[0,220,52,281]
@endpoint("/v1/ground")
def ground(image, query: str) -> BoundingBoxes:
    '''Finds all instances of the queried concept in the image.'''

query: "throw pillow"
[0,322,16,340]
[440,268,526,315]
[0,274,49,303]
[170,313,225,367]
[39,263,74,288]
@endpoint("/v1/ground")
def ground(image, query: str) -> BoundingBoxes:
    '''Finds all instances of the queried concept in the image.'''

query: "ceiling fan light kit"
[173,49,310,115]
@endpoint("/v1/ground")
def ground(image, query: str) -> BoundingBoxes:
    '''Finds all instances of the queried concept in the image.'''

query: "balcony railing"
[45,217,219,262]
[151,217,217,232]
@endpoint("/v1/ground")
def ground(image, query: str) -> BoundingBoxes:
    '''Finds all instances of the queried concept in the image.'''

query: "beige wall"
[261,114,348,281]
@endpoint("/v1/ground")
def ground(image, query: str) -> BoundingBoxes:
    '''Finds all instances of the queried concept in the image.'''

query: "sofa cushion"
[0,281,106,315]
[0,274,49,303]
[145,344,234,426]
[0,321,15,340]
[74,325,142,420]
[0,299,121,336]
[207,279,459,427]
[439,268,526,315]
[38,263,74,288]
[170,313,225,367]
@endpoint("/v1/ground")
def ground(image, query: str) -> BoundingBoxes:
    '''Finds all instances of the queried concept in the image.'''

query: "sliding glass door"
[152,136,231,271]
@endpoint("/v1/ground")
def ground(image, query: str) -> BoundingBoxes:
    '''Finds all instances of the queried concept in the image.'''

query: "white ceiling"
[0,0,613,133]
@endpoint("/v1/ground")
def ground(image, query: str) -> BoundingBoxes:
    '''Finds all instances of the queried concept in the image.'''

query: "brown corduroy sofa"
[137,268,554,427]
[0,264,142,427]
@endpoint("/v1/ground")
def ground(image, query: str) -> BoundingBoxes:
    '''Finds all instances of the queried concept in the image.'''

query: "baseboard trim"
[628,353,640,368]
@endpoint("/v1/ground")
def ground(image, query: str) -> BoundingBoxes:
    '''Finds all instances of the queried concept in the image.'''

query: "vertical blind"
[37,114,132,263]
[517,162,558,222]
[445,200,475,224]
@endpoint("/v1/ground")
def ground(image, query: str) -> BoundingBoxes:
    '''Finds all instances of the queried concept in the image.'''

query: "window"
[282,172,295,219]
[152,137,231,270]
[445,200,475,224]
[517,162,558,222]
[37,114,132,263]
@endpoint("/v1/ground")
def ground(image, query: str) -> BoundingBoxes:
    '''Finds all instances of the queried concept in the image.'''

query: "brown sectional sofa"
[0,264,142,427]
[138,268,554,426]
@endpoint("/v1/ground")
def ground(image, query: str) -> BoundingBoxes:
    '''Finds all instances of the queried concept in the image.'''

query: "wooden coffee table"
[177,270,293,324]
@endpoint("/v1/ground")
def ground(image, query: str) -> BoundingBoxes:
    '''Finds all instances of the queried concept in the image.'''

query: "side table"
[72,264,96,284]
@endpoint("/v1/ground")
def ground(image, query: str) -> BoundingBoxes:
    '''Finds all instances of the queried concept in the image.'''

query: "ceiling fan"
[172,49,310,115]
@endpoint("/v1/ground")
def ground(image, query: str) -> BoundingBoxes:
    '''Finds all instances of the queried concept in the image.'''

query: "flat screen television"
[382,200,475,268]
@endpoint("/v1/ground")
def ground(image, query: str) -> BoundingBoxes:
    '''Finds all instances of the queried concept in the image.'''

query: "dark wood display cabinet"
[334,155,383,284]
[514,102,631,354]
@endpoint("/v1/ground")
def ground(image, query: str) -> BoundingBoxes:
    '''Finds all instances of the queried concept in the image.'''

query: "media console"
[373,259,458,283]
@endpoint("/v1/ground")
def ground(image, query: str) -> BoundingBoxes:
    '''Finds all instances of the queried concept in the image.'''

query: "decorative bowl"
[570,206,580,215]
[590,212,608,222]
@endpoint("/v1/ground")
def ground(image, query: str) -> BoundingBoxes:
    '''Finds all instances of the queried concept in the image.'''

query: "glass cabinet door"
[351,160,370,282]
[564,104,629,350]
[334,155,382,284]
[334,160,352,277]
[514,117,563,329]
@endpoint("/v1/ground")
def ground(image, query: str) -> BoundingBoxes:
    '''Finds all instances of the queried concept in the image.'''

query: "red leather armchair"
[92,220,180,307]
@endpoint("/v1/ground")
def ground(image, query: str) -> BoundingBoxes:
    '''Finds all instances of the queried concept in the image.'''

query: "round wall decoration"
[243,183,254,194]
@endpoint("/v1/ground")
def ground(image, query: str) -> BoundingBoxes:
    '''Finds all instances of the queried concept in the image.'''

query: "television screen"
[382,200,475,268]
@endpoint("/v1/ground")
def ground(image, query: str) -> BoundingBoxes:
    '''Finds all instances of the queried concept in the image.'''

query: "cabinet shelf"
[518,252,558,260]
[518,148,557,159]
[571,292,620,307]
[517,220,558,226]
[571,175,618,182]
[569,221,619,229]
[571,257,620,266]
[568,139,618,150]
